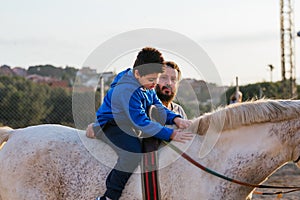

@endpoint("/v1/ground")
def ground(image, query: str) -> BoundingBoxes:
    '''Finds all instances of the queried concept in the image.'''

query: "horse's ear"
[197,117,209,135]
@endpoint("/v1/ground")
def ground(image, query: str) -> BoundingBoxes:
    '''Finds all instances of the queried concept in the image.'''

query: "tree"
[0,76,51,128]
[44,88,74,126]
[223,81,297,105]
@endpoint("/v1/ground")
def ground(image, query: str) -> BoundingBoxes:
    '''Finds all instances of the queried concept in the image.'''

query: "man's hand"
[173,117,192,129]
[86,123,96,138]
[170,129,194,143]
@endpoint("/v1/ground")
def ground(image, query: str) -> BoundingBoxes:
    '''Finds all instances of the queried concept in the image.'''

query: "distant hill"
[28,65,78,85]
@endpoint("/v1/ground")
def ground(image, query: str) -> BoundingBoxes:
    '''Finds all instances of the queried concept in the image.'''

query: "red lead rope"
[142,152,160,200]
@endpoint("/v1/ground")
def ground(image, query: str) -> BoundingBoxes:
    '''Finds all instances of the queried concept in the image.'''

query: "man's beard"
[155,85,175,104]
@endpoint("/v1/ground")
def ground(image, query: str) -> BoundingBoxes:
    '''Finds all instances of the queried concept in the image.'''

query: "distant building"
[76,67,115,90]
[26,74,68,88]
[77,67,97,76]
[100,71,114,82]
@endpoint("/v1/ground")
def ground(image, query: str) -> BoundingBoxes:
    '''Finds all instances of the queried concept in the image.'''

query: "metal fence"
[0,75,102,129]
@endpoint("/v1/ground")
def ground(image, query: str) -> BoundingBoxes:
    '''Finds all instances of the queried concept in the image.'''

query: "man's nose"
[165,77,172,85]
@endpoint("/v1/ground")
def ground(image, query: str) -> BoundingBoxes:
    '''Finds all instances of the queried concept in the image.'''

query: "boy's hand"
[170,129,194,143]
[173,117,192,129]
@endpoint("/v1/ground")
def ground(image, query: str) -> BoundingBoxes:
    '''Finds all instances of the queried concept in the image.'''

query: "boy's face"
[134,70,160,90]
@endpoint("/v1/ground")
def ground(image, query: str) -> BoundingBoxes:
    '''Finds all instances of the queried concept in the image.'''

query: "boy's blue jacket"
[96,68,181,141]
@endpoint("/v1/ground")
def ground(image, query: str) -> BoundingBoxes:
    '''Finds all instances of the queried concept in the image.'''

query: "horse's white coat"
[0,100,300,200]
[0,126,12,150]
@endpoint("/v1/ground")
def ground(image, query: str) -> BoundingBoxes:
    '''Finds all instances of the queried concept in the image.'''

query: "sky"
[1,0,300,86]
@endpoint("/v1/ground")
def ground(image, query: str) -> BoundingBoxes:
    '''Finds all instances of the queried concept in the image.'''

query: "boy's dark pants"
[96,121,142,200]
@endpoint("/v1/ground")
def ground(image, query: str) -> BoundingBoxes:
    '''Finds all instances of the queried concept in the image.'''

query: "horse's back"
[0,124,115,200]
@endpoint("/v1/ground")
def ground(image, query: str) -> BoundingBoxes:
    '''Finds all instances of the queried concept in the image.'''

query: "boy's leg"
[100,123,142,200]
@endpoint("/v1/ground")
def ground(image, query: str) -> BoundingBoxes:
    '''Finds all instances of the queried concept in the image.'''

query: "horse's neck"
[161,123,291,199]
[226,128,284,173]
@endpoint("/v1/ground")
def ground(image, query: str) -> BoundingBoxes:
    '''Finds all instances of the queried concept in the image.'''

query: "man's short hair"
[133,47,164,76]
[164,61,182,81]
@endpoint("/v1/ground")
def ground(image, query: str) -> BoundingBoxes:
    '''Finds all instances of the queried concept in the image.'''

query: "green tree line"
[223,80,300,104]
[0,76,74,128]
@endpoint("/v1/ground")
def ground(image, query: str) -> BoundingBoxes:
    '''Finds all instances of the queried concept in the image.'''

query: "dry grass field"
[252,163,300,200]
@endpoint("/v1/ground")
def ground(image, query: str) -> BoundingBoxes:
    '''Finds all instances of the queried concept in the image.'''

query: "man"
[140,60,187,200]
[90,47,192,200]
[155,61,187,119]
[229,91,243,104]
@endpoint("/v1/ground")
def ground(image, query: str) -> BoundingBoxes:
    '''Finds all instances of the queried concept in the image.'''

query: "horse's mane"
[192,99,300,135]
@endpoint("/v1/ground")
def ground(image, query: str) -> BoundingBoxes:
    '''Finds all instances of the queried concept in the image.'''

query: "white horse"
[0,99,300,200]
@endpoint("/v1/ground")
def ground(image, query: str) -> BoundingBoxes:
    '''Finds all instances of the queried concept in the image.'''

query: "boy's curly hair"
[133,47,165,76]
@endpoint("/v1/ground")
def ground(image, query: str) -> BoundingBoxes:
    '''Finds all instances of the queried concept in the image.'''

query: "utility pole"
[268,64,274,82]
[280,0,297,98]
[99,75,104,105]
[235,76,242,102]
[235,76,239,95]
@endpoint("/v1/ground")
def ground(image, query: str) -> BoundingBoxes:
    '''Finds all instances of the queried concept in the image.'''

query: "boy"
[95,47,193,200]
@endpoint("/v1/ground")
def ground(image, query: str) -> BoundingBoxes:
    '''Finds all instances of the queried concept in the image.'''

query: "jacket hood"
[110,68,141,88]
